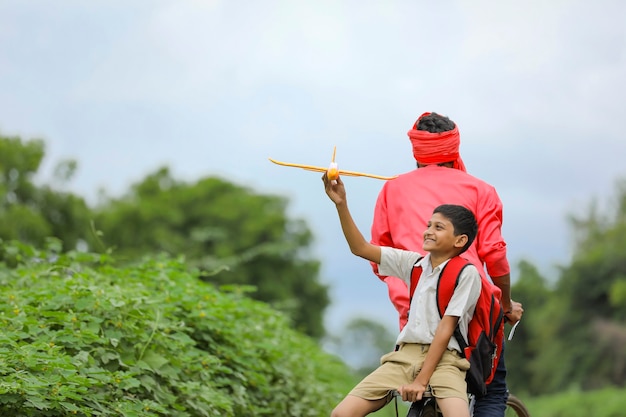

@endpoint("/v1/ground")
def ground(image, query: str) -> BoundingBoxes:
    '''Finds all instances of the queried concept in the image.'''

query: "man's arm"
[397,315,459,402]
[323,174,381,264]
[492,273,523,323]
[477,189,523,324]
[491,273,512,313]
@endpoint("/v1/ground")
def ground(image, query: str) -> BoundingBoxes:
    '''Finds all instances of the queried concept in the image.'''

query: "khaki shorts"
[349,343,470,402]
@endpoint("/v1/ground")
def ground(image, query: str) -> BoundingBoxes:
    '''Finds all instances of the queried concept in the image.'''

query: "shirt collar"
[418,253,451,275]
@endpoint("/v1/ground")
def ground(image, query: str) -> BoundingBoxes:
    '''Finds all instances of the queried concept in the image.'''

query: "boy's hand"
[398,381,427,403]
[322,173,346,205]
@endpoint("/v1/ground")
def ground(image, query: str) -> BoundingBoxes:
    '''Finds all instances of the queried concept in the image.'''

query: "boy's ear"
[454,234,468,248]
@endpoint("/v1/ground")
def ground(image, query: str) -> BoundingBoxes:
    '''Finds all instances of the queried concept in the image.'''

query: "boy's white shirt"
[378,247,481,352]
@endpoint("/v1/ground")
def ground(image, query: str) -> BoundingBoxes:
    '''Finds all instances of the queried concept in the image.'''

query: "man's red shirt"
[371,165,510,329]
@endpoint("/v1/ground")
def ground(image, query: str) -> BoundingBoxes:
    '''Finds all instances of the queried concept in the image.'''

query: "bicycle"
[393,389,530,417]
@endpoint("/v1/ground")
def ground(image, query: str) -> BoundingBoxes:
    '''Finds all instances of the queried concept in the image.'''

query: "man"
[370,112,523,417]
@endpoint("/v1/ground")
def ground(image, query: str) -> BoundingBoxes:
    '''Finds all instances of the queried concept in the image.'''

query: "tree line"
[0,134,329,339]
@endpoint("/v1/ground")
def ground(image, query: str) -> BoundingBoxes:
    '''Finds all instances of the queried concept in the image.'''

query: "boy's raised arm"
[322,174,381,264]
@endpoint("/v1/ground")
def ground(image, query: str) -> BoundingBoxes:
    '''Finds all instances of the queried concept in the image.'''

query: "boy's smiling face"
[422,212,466,255]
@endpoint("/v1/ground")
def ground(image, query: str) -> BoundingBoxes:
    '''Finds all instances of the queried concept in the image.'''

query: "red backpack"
[410,256,505,397]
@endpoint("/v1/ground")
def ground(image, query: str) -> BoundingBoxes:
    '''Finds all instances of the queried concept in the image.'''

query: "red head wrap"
[407,112,466,172]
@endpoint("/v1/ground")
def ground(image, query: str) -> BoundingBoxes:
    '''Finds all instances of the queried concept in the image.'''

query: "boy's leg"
[436,396,471,417]
[332,345,425,417]
[428,349,471,417]
[331,395,387,417]
[472,339,508,417]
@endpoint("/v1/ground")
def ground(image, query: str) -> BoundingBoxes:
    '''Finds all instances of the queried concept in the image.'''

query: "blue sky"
[1,0,625,336]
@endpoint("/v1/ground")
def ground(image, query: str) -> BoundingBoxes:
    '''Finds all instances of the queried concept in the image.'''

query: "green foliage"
[504,177,626,396]
[503,260,554,396]
[0,134,91,251]
[90,167,329,338]
[523,387,626,417]
[0,240,353,416]
[0,136,330,340]
[0,134,44,199]
[550,178,626,390]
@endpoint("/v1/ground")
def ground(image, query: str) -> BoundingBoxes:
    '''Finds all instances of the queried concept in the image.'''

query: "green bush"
[523,387,626,417]
[0,240,355,416]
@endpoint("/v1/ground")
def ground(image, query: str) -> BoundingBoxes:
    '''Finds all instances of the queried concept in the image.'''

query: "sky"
[1,0,625,339]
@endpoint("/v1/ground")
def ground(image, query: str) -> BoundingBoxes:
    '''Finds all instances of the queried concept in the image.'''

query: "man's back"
[372,165,508,275]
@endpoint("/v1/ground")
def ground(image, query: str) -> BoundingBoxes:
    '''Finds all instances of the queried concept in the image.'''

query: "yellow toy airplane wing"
[268,146,397,181]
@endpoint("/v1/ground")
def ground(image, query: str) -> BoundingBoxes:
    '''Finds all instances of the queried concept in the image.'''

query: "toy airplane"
[269,146,397,181]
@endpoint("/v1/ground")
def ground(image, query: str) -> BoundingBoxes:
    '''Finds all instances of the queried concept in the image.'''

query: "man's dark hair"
[416,112,455,133]
[433,204,478,253]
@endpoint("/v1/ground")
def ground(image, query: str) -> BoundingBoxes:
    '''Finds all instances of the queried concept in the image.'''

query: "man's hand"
[398,381,427,403]
[505,300,524,324]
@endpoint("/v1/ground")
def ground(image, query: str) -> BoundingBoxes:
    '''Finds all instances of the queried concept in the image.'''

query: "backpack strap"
[407,255,424,322]
[410,256,470,307]
[435,256,472,316]
[409,255,424,302]
[437,256,473,352]
[410,256,472,348]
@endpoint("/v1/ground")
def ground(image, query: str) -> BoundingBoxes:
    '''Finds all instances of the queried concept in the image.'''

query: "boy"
[323,173,481,417]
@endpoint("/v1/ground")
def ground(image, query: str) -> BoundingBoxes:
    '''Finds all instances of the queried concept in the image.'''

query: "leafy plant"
[523,387,626,417]
[0,240,354,416]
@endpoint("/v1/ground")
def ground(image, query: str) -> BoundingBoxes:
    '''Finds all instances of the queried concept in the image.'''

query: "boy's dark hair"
[416,112,456,133]
[433,204,478,253]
